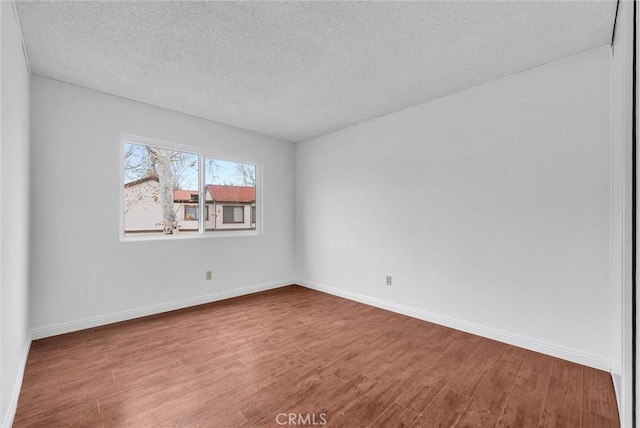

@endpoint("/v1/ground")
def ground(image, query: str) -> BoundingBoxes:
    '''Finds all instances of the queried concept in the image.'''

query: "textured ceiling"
[16,1,616,143]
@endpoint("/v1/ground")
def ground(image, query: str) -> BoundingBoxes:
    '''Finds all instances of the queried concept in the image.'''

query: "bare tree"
[124,143,199,234]
[234,163,256,187]
[205,158,221,184]
[124,143,156,182]
[172,152,198,190]
[146,147,178,234]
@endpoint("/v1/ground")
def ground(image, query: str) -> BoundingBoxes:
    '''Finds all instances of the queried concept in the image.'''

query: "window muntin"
[121,136,259,239]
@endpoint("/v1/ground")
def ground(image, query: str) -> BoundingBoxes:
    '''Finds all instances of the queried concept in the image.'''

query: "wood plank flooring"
[13,285,619,427]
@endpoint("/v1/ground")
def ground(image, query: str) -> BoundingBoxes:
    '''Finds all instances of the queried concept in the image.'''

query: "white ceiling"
[15,1,617,143]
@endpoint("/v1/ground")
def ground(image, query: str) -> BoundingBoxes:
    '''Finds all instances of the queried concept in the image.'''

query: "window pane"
[123,142,199,237]
[223,206,233,223]
[184,205,198,221]
[205,159,256,231]
[233,206,244,222]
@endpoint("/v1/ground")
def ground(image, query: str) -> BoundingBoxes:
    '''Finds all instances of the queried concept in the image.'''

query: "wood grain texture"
[13,286,619,427]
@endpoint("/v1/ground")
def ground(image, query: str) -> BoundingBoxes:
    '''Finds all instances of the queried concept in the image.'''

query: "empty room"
[1,0,637,427]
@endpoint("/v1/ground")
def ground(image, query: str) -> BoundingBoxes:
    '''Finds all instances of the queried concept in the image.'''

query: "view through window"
[123,140,257,238]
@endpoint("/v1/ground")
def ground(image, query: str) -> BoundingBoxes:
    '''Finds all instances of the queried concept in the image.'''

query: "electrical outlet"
[386,275,392,286]
[206,270,213,280]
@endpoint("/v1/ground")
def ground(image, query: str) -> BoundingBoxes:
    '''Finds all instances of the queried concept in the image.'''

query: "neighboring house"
[124,176,256,234]
[123,176,168,233]
[205,184,256,231]
[173,187,209,232]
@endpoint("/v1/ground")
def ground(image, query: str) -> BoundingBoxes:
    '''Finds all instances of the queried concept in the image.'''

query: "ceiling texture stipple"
[16,1,616,143]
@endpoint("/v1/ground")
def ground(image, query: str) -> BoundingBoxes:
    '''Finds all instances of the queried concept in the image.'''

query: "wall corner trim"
[296,279,610,372]
[31,279,294,340]
[10,0,32,75]
[2,338,32,428]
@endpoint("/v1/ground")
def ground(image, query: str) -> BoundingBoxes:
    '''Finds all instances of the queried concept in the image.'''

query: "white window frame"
[120,133,262,241]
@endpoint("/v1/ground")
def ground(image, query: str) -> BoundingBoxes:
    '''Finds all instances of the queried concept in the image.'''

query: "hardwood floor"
[14,285,619,427]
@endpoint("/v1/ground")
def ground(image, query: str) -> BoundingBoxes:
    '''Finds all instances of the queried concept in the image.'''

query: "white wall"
[296,46,612,369]
[609,0,634,425]
[1,2,31,426]
[29,76,296,336]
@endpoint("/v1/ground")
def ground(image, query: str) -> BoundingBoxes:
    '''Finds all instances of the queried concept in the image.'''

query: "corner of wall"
[1,1,32,424]
[1,338,30,428]
[608,0,635,425]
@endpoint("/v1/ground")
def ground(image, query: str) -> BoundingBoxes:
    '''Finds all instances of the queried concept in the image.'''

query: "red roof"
[124,175,158,188]
[126,178,254,203]
[207,185,255,203]
[173,189,198,202]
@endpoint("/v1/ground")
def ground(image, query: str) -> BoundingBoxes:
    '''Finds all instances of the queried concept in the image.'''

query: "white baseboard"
[297,279,610,371]
[31,279,294,340]
[2,338,31,428]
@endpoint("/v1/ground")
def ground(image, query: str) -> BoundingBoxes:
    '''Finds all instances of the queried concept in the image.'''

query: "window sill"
[120,229,261,242]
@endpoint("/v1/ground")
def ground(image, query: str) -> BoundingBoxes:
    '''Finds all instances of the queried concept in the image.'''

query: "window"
[184,204,198,221]
[223,206,244,223]
[205,157,256,232]
[122,135,258,239]
[185,205,210,221]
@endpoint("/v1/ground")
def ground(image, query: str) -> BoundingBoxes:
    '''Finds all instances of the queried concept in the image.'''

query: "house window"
[184,204,198,221]
[251,205,256,224]
[121,135,259,239]
[223,206,244,223]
